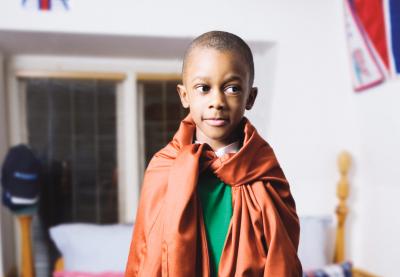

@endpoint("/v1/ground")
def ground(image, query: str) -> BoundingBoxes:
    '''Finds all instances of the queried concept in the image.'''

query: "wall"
[349,81,400,275]
[264,4,400,276]
[0,52,5,277]
[1,0,399,276]
[0,53,17,277]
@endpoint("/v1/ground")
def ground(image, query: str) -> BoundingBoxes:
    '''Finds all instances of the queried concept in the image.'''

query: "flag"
[22,0,69,11]
[387,0,400,75]
[343,0,385,91]
[344,0,400,91]
[351,0,390,70]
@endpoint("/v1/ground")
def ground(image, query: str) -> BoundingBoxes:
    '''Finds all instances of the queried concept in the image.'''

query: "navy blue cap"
[1,144,42,208]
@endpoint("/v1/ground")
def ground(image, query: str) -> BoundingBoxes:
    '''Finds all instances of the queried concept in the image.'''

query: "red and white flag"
[344,0,400,91]
[343,0,385,92]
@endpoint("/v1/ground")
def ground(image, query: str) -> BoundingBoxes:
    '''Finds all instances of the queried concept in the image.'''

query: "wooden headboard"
[17,151,380,276]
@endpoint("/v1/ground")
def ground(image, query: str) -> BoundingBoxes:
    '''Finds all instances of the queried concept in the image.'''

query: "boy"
[125,31,302,276]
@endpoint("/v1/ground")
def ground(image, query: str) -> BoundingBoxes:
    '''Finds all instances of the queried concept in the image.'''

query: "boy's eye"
[195,85,210,93]
[225,86,241,94]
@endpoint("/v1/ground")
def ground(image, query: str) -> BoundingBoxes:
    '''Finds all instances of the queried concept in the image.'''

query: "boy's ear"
[245,87,258,110]
[177,84,190,109]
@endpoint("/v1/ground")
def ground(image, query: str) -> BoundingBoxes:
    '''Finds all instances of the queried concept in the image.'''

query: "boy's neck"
[195,126,242,151]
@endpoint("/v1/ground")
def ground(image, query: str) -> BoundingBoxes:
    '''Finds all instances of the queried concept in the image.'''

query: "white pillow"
[49,223,134,273]
[298,216,335,270]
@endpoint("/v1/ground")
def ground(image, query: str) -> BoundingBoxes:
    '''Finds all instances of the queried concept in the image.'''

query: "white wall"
[1,0,400,276]
[0,53,7,181]
[263,3,400,277]
[0,51,5,277]
[0,53,17,277]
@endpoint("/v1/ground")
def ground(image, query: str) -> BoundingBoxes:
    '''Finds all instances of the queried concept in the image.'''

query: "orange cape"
[125,116,302,276]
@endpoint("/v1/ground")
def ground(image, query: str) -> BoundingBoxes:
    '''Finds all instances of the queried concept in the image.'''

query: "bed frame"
[17,152,379,276]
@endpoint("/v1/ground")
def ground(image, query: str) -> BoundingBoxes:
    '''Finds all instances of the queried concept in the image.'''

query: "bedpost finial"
[338,151,351,175]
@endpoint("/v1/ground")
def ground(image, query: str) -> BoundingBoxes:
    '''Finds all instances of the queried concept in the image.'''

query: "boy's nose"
[208,90,226,110]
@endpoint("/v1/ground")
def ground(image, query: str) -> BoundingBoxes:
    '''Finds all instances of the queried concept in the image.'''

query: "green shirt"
[198,170,233,277]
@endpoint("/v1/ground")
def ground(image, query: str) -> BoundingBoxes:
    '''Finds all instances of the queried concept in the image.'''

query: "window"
[138,78,187,170]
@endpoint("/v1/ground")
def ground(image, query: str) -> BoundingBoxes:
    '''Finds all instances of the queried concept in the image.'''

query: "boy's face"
[177,47,257,150]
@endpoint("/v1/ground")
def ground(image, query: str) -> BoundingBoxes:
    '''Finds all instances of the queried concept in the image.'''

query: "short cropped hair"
[182,31,255,86]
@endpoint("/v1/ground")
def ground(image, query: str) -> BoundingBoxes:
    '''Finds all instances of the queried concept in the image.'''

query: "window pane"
[140,79,187,167]
[25,79,118,225]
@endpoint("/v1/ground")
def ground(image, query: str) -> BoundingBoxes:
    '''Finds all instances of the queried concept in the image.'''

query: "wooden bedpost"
[18,215,35,277]
[333,151,351,263]
[333,152,381,277]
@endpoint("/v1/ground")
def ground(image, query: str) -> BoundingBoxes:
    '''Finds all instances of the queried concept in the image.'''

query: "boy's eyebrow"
[189,74,244,84]
[190,76,211,83]
[223,75,243,83]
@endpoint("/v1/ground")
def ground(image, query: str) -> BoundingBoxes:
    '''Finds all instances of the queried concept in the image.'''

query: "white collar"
[195,141,240,158]
[215,141,240,157]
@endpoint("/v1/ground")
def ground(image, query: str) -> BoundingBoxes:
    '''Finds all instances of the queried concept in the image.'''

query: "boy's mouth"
[203,118,229,127]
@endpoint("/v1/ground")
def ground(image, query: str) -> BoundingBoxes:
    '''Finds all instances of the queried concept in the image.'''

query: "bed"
[18,151,380,276]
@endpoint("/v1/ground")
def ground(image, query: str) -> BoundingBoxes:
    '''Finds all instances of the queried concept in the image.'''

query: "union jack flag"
[22,0,69,11]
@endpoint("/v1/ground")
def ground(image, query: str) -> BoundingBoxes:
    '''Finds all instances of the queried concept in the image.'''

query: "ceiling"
[0,29,271,60]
